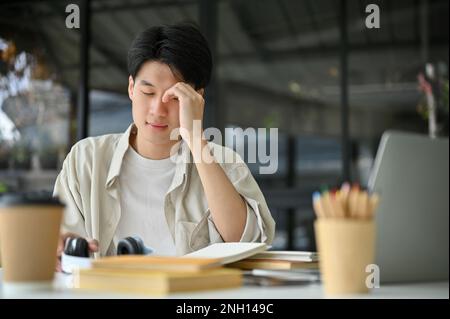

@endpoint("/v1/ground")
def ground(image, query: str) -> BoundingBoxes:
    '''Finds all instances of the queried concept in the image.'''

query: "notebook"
[249,251,318,262]
[250,269,320,282]
[183,242,268,264]
[73,267,242,296]
[228,259,319,270]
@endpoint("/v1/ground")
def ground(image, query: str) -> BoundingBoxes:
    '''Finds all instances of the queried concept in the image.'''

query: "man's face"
[128,61,181,145]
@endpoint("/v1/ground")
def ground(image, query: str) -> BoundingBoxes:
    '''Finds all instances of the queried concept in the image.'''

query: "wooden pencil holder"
[314,219,376,295]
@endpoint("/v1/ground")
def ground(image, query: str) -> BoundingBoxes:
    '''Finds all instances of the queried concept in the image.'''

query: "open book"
[183,242,268,264]
[183,243,319,271]
[88,243,268,274]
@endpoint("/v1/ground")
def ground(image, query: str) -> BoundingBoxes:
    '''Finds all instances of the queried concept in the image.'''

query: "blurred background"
[1,0,448,251]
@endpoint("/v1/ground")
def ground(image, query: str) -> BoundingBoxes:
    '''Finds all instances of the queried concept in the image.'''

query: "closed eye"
[142,92,155,96]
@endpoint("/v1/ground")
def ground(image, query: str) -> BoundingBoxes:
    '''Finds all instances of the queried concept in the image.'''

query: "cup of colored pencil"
[312,182,379,220]
[313,182,380,295]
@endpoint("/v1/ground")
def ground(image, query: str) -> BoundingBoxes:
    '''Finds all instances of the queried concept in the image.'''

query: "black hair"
[127,23,212,90]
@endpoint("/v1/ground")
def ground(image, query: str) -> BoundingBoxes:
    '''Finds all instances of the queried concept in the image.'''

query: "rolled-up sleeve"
[239,197,267,242]
[225,164,276,244]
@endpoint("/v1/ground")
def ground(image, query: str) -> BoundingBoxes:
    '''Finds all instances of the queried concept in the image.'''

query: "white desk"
[0,270,448,299]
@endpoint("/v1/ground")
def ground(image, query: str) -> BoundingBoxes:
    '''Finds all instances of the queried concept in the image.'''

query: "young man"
[53,24,275,263]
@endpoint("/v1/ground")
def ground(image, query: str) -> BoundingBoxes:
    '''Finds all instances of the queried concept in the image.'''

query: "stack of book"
[228,251,319,270]
[73,255,242,296]
[73,243,320,294]
[184,243,320,286]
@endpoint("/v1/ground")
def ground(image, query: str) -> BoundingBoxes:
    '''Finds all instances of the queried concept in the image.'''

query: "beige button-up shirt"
[53,124,276,257]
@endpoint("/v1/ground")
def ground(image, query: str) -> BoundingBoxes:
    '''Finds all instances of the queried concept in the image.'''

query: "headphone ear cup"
[64,237,89,257]
[64,237,75,255]
[131,237,145,254]
[117,236,142,255]
[76,238,89,257]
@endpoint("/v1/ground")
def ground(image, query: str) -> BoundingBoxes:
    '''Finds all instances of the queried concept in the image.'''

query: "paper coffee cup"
[0,192,64,293]
[314,219,375,295]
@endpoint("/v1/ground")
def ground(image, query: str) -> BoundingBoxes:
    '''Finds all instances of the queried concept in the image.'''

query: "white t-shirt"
[115,146,177,256]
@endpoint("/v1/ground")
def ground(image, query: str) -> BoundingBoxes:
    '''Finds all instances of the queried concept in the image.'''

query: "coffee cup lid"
[0,191,64,208]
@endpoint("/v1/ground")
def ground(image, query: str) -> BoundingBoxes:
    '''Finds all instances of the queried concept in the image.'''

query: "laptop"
[368,131,449,283]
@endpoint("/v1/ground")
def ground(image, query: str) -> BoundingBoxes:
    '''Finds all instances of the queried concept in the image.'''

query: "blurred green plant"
[0,181,7,193]
[11,142,31,169]
[263,112,281,129]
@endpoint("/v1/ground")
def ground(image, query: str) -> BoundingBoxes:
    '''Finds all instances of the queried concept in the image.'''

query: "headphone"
[117,236,154,255]
[63,236,154,257]
[64,236,90,257]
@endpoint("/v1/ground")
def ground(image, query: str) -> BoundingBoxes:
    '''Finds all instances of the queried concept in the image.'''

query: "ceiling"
[0,0,448,112]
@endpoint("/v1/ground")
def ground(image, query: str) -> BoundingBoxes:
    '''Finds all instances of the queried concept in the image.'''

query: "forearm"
[190,138,247,242]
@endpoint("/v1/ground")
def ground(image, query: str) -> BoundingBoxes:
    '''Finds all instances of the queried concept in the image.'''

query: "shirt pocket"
[190,216,214,251]
[175,218,209,255]
[176,218,211,253]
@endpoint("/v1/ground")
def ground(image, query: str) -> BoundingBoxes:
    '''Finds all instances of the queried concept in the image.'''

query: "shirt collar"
[105,123,191,191]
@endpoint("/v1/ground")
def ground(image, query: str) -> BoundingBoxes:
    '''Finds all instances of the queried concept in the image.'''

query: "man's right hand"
[56,232,99,272]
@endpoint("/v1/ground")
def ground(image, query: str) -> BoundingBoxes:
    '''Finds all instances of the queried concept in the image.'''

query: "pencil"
[357,191,369,219]
[322,191,336,218]
[340,182,351,217]
[332,191,345,218]
[348,185,359,218]
[312,191,325,218]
